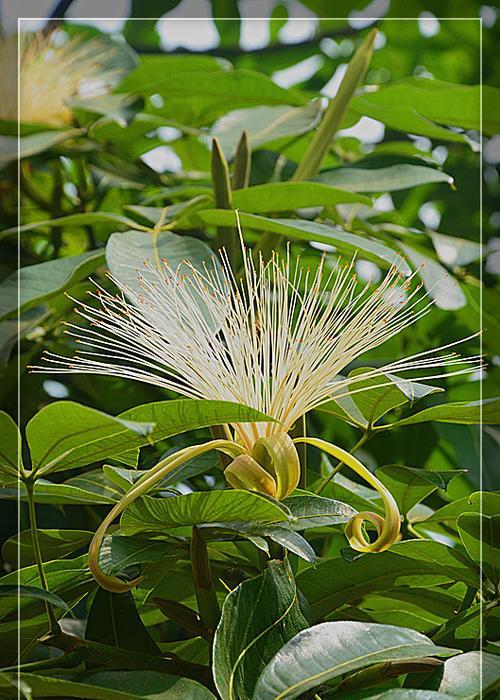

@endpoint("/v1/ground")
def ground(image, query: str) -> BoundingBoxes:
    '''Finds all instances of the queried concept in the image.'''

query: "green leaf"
[390,540,479,587]
[232,182,371,212]
[121,489,289,535]
[391,398,500,428]
[398,242,466,310]
[2,211,143,238]
[0,250,104,321]
[415,492,500,528]
[331,690,454,699]
[0,671,217,699]
[0,129,80,167]
[457,513,500,586]
[320,369,442,429]
[0,584,73,613]
[3,471,122,505]
[86,588,160,655]
[117,54,224,93]
[99,535,183,576]
[297,550,453,621]
[1,529,93,567]
[282,494,356,530]
[213,559,308,700]
[253,621,456,700]
[67,93,144,128]
[211,102,322,157]
[376,467,465,515]
[350,78,499,137]
[26,401,153,476]
[0,411,22,477]
[118,399,272,447]
[191,210,410,274]
[438,650,500,699]
[316,164,453,192]
[105,229,216,300]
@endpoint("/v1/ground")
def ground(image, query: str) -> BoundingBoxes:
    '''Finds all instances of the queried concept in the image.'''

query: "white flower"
[38,243,481,451]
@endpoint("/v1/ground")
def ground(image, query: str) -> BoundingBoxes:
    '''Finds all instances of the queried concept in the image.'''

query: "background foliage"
[0,1,499,698]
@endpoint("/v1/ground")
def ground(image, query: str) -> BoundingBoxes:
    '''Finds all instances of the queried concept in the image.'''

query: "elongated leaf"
[2,529,93,567]
[3,211,141,238]
[391,398,500,428]
[0,411,21,477]
[117,54,224,93]
[430,232,482,268]
[438,650,500,699]
[350,78,499,137]
[0,250,104,320]
[0,671,216,699]
[316,164,453,192]
[26,401,153,476]
[0,128,80,167]
[191,210,410,274]
[213,559,308,700]
[211,102,322,157]
[99,535,183,576]
[390,540,479,587]
[3,471,122,505]
[86,588,160,655]
[457,513,500,586]
[337,691,455,700]
[232,182,371,212]
[398,242,466,310]
[0,584,72,613]
[121,489,289,535]
[376,467,465,515]
[415,492,500,528]
[253,621,456,700]
[283,494,356,529]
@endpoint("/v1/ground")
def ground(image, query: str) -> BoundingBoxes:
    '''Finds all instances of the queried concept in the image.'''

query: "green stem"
[24,476,59,635]
[314,432,370,495]
[290,415,308,489]
[190,526,221,636]
[292,29,377,181]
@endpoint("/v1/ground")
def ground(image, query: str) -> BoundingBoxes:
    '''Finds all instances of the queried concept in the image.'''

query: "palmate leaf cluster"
[0,4,499,699]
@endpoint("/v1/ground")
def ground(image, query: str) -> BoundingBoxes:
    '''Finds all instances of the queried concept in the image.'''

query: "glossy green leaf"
[3,211,142,238]
[398,242,466,310]
[213,559,308,700]
[117,53,224,94]
[316,164,453,192]
[350,78,499,137]
[390,540,479,587]
[253,621,456,700]
[121,489,289,535]
[26,401,153,476]
[376,466,465,515]
[0,250,104,320]
[0,671,217,699]
[283,494,356,529]
[86,588,160,655]
[211,101,322,157]
[2,529,93,567]
[232,181,371,212]
[391,398,500,428]
[0,584,73,613]
[415,492,500,528]
[457,513,500,585]
[3,471,122,505]
[438,650,500,699]
[336,690,454,700]
[0,411,21,477]
[191,210,410,274]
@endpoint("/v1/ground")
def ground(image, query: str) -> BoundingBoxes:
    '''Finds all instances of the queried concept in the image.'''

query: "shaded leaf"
[2,529,93,568]
[376,466,465,515]
[316,164,453,192]
[0,411,21,477]
[457,513,500,586]
[0,584,72,613]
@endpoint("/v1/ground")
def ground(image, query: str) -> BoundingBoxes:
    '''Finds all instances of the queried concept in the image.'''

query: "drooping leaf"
[316,164,453,192]
[2,529,93,568]
[253,620,456,700]
[190,210,410,274]
[3,211,142,238]
[391,398,500,428]
[0,671,217,700]
[0,584,73,613]
[0,250,104,320]
[121,489,289,535]
[0,128,80,167]
[457,513,500,586]
[213,559,309,700]
[3,471,122,505]
[86,588,160,655]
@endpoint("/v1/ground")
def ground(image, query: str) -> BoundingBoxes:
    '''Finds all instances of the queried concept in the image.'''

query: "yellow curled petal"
[251,432,301,500]
[224,454,277,498]
[294,436,401,553]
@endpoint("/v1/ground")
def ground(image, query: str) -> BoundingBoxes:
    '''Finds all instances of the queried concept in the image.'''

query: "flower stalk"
[190,526,221,636]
